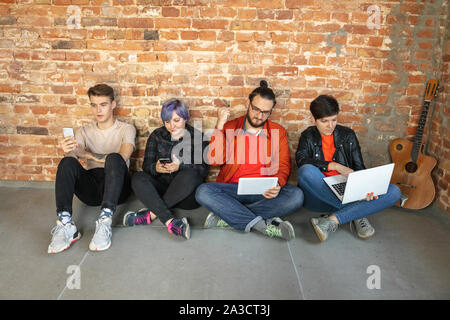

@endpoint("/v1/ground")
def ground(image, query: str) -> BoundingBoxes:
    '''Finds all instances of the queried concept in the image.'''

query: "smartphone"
[63,127,74,138]
[159,158,172,164]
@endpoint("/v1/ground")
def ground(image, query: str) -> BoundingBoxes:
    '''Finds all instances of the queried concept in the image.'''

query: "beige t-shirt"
[74,120,136,170]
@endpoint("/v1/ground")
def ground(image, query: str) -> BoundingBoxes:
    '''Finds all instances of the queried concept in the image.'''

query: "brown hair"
[87,84,115,102]
[248,80,276,107]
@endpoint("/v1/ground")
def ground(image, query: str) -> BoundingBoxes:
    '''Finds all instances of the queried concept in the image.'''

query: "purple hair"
[161,98,190,122]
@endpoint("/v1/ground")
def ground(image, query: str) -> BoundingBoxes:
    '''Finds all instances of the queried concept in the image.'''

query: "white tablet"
[237,177,278,195]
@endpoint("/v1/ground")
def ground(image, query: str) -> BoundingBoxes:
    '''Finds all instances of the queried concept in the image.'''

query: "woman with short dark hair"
[296,95,401,242]
[124,98,209,239]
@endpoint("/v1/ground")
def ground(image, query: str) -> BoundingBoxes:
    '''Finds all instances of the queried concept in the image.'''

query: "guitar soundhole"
[405,162,418,173]
[396,144,403,151]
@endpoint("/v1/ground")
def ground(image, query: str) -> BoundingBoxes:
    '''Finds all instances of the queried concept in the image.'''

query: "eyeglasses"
[250,101,272,116]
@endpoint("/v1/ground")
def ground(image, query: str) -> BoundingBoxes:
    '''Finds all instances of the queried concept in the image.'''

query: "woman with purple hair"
[123,98,209,239]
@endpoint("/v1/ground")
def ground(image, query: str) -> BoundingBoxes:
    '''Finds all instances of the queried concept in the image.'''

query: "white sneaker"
[48,220,81,254]
[89,217,112,251]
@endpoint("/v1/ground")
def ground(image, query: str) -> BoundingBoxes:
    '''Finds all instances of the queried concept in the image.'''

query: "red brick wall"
[429,3,450,214]
[0,0,448,211]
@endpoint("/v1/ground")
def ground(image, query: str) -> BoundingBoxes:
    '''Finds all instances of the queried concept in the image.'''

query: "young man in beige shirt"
[48,84,136,253]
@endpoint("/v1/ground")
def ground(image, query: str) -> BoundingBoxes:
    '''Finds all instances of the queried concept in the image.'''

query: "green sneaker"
[310,216,338,242]
[203,212,230,229]
[264,222,295,241]
[267,217,295,240]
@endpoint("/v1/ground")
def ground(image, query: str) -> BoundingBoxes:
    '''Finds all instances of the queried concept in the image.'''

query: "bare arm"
[119,142,134,163]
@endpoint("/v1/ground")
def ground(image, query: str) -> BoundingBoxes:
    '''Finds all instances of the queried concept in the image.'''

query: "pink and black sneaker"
[168,217,190,240]
[123,208,154,227]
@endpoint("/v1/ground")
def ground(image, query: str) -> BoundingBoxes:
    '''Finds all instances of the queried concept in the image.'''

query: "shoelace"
[95,219,111,239]
[350,218,371,235]
[135,212,151,225]
[322,219,337,233]
[328,221,337,232]
[51,223,72,241]
[358,218,370,229]
[265,225,282,238]
[216,219,229,228]
[168,221,182,235]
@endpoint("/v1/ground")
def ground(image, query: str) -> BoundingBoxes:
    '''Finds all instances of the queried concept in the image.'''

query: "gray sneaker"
[310,216,338,242]
[351,218,375,239]
[89,216,112,251]
[203,212,230,229]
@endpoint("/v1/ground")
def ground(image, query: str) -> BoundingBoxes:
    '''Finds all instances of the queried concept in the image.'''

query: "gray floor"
[0,182,449,300]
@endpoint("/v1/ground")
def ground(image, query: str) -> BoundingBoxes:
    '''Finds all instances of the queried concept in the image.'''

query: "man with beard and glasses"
[195,80,304,241]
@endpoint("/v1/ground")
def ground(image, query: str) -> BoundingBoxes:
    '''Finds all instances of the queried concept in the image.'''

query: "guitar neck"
[411,100,430,163]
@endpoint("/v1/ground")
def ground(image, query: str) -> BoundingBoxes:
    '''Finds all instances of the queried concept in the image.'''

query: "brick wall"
[0,0,448,211]
[429,2,450,214]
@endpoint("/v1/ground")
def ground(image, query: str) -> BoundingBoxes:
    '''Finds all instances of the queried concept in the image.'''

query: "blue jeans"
[195,183,304,232]
[297,164,401,224]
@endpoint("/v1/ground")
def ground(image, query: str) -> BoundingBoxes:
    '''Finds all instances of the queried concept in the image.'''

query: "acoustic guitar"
[389,79,439,210]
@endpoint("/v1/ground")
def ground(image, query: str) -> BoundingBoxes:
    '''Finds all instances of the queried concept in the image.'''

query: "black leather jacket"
[295,125,366,172]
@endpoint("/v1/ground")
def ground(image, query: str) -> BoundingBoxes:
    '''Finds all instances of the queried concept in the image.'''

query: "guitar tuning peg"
[434,85,439,97]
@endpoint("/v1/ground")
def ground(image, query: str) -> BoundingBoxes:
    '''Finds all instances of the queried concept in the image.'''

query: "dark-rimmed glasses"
[250,101,272,117]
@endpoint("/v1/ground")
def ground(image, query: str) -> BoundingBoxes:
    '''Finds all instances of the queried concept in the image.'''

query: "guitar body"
[389,138,437,209]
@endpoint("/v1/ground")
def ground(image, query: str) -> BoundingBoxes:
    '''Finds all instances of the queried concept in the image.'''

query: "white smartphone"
[63,127,74,138]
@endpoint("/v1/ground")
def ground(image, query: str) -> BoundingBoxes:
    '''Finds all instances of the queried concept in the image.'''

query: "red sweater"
[207,115,291,186]
[321,134,339,177]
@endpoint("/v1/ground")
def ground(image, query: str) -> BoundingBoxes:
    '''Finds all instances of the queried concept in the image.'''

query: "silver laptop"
[323,163,394,204]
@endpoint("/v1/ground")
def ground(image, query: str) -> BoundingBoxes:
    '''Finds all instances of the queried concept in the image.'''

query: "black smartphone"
[159,158,172,164]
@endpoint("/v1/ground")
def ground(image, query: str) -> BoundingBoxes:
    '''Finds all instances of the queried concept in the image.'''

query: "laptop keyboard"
[331,182,347,196]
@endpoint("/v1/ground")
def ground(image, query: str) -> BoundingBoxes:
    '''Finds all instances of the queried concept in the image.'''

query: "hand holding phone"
[159,158,172,165]
[156,158,172,173]
[162,155,181,173]
[60,127,77,153]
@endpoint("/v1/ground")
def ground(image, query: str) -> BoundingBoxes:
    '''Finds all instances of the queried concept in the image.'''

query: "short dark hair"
[87,84,115,102]
[249,80,276,107]
[310,95,340,120]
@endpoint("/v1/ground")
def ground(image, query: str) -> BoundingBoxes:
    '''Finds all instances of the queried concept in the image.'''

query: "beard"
[246,111,267,129]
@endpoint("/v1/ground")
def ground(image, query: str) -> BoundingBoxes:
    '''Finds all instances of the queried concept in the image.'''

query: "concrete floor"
[0,181,449,300]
